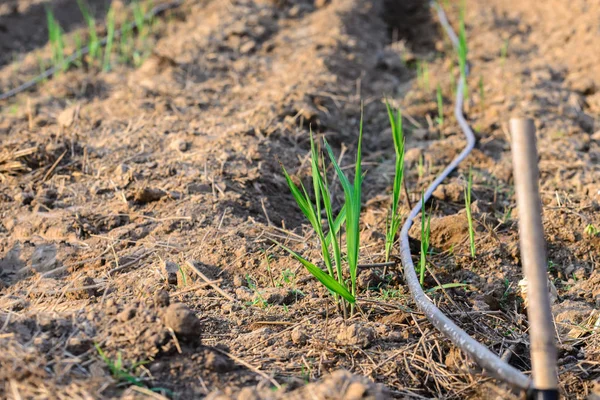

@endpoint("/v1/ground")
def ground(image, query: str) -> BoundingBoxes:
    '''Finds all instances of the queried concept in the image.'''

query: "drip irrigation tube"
[397,3,531,391]
[0,1,182,102]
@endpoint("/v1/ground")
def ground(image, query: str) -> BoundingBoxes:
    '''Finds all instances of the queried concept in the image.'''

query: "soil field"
[0,0,599,399]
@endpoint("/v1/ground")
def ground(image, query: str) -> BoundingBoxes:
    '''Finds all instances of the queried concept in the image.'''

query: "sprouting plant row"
[0,1,181,101]
[45,0,156,74]
[276,0,481,317]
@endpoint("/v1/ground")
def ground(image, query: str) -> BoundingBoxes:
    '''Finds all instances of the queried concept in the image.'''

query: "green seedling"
[417,61,430,91]
[132,1,153,66]
[464,168,476,257]
[76,0,100,63]
[501,206,513,223]
[384,102,405,263]
[436,84,444,128]
[419,196,431,285]
[95,344,148,387]
[246,275,267,308]
[74,33,84,68]
[418,154,424,179]
[178,264,187,287]
[584,224,599,237]
[281,269,296,284]
[36,55,48,83]
[279,110,364,316]
[133,2,147,39]
[262,250,276,287]
[279,132,348,308]
[102,7,116,71]
[500,38,509,67]
[120,21,133,63]
[46,8,65,72]
[379,288,404,300]
[457,4,468,97]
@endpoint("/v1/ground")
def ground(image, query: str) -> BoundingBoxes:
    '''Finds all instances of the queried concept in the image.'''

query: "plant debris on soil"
[1,0,599,399]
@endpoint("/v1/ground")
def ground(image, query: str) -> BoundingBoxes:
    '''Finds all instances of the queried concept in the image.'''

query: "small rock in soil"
[154,290,170,307]
[57,106,77,128]
[221,302,241,314]
[232,274,247,287]
[239,40,256,54]
[344,381,368,400]
[66,335,91,354]
[163,303,201,339]
[170,139,190,152]
[205,350,234,372]
[291,326,308,345]
[134,187,166,203]
[337,323,375,348]
[162,260,179,285]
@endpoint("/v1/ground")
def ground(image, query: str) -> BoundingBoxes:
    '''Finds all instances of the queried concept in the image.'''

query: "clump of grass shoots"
[76,0,100,63]
[279,112,365,316]
[95,344,148,387]
[46,8,65,72]
[102,7,116,71]
[464,167,476,257]
[384,102,405,263]
[584,224,598,237]
[500,38,509,67]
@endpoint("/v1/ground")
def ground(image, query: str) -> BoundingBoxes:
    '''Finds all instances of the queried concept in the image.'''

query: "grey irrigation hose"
[0,1,182,102]
[397,3,532,391]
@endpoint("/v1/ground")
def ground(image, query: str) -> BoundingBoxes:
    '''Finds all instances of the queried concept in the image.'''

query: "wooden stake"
[510,118,559,399]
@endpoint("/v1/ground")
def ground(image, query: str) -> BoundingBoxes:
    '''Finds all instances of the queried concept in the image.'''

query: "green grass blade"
[102,7,116,71]
[384,101,405,262]
[436,84,444,127]
[465,167,476,257]
[318,173,344,285]
[310,130,322,232]
[281,165,319,229]
[77,0,99,61]
[281,163,336,280]
[348,107,364,290]
[276,243,355,303]
[324,204,346,248]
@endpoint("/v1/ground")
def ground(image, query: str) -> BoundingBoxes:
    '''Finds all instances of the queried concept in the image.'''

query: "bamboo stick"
[510,118,559,399]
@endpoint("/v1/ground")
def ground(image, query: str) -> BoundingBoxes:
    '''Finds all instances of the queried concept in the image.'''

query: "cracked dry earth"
[0,0,599,399]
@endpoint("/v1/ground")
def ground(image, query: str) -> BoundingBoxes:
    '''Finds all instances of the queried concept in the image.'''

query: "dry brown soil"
[0,0,599,399]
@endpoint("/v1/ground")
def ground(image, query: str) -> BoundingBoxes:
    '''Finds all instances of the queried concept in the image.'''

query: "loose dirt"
[0,0,599,399]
